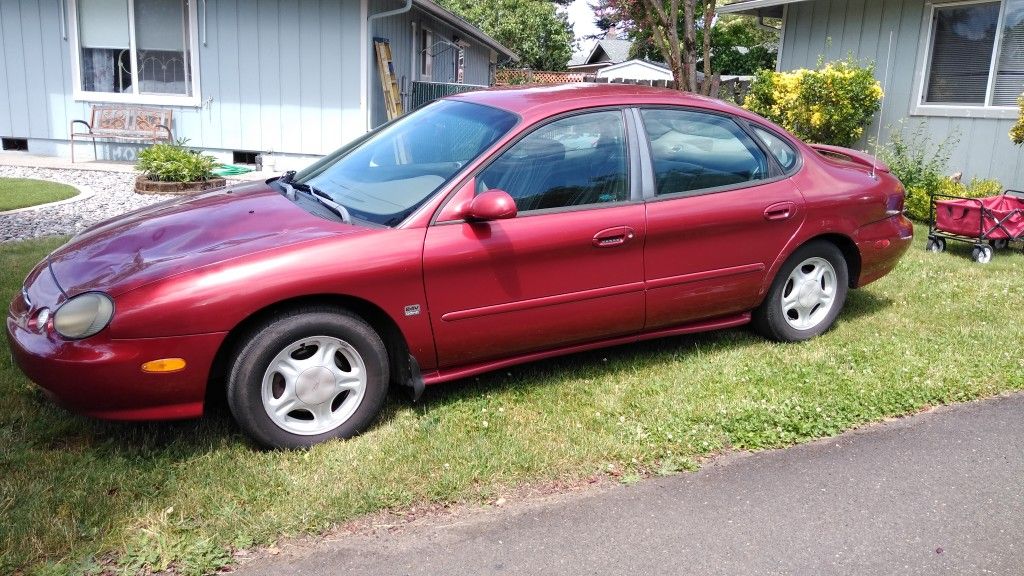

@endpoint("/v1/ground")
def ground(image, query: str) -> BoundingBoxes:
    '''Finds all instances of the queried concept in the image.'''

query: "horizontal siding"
[781,0,1024,185]
[1,0,365,156]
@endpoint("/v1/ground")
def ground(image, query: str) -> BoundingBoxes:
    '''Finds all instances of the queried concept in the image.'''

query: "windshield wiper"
[292,182,352,224]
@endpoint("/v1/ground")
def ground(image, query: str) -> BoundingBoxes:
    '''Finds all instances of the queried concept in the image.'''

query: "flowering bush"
[1010,93,1024,145]
[743,58,883,147]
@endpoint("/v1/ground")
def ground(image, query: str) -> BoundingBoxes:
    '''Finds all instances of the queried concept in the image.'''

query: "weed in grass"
[1,229,1023,574]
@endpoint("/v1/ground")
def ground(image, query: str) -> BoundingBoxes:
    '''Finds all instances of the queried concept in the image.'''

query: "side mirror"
[466,189,517,222]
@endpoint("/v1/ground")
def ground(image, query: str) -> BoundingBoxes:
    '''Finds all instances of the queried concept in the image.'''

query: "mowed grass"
[2,227,1023,575]
[0,178,77,211]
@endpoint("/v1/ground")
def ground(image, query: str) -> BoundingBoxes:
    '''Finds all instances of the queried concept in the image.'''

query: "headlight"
[53,292,114,339]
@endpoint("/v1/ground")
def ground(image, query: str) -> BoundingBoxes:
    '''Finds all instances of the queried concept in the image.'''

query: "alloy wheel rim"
[261,336,367,436]
[781,257,837,331]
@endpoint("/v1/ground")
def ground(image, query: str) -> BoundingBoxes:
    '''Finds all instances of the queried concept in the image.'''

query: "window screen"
[994,2,1024,105]
[925,2,1000,105]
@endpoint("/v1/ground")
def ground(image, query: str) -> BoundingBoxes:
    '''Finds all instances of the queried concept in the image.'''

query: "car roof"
[446,83,751,122]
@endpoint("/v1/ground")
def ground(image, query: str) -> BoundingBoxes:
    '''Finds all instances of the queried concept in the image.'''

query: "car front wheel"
[753,241,849,342]
[227,307,389,449]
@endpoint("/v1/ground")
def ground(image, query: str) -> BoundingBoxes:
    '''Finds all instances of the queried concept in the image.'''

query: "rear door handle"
[592,226,636,248]
[764,201,796,221]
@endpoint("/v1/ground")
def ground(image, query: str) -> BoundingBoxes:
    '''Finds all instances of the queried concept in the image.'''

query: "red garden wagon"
[926,190,1024,263]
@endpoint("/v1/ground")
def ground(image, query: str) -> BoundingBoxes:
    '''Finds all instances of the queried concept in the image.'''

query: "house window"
[420,28,433,80]
[923,0,1024,108]
[71,0,200,105]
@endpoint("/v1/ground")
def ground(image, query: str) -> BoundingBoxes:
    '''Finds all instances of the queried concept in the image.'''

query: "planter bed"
[135,175,227,195]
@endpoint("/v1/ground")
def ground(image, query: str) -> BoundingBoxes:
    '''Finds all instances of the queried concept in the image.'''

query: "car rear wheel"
[227,307,389,449]
[753,240,849,342]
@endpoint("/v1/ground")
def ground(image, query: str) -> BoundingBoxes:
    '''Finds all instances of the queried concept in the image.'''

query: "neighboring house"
[568,38,632,74]
[720,0,1024,185]
[596,59,674,82]
[0,0,515,167]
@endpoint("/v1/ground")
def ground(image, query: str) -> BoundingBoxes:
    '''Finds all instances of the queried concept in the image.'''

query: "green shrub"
[136,143,217,183]
[877,122,960,222]
[743,58,883,147]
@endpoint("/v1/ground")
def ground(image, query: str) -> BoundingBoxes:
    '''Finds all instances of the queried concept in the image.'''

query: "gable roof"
[569,38,633,68]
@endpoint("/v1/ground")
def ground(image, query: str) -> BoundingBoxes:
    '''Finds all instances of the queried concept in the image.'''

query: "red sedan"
[6,85,913,448]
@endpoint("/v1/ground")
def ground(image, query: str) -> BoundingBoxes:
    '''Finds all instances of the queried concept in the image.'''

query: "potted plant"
[134,141,226,195]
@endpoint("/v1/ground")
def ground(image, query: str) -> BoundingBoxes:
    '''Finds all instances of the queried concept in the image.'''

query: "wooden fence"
[494,69,752,105]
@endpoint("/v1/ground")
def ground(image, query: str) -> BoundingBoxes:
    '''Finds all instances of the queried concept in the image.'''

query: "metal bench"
[70,105,173,162]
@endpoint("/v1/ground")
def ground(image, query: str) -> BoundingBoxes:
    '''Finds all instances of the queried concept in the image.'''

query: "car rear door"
[635,107,805,330]
[422,109,646,368]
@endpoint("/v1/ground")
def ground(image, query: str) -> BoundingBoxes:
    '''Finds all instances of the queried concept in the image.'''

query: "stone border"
[135,175,227,195]
[0,179,95,216]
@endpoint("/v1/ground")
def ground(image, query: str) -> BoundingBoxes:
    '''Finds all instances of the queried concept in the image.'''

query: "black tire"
[989,238,1009,251]
[227,306,389,449]
[971,245,994,264]
[752,240,850,342]
[926,237,946,253]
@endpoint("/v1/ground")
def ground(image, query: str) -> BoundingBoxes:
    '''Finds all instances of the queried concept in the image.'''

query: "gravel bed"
[1,166,176,243]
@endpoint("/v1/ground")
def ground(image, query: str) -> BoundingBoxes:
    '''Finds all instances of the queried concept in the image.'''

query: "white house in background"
[596,59,674,82]
[568,38,632,74]
[0,0,515,168]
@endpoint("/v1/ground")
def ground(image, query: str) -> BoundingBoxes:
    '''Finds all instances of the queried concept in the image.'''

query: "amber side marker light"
[142,358,187,374]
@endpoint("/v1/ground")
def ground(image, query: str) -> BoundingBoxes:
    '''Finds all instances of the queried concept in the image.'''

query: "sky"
[564,0,602,61]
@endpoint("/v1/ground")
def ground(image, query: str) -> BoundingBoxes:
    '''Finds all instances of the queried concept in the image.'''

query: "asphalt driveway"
[238,393,1024,575]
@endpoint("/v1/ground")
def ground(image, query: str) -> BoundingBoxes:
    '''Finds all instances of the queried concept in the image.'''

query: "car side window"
[477,111,629,211]
[640,109,770,197]
[751,126,799,172]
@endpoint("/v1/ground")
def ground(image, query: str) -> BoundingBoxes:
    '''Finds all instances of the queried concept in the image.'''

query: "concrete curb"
[0,180,96,215]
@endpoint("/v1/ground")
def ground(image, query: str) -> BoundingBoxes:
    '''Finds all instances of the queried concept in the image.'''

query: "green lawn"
[0,178,78,211]
[2,228,1023,575]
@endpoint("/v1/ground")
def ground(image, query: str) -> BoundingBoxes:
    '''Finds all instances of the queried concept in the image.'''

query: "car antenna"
[873,30,894,180]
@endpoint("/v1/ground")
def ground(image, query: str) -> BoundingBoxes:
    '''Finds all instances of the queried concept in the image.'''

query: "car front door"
[422,109,646,368]
[637,108,805,330]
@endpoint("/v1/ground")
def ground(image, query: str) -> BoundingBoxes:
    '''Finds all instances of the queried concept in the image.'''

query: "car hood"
[48,181,367,297]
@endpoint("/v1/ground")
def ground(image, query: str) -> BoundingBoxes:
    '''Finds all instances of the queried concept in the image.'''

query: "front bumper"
[6,305,226,421]
[854,213,914,287]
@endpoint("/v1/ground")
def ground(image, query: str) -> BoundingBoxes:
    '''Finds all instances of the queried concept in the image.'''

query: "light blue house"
[0,0,515,167]
[720,0,1024,186]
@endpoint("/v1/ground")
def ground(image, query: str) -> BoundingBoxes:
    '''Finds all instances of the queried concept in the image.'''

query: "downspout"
[367,0,414,130]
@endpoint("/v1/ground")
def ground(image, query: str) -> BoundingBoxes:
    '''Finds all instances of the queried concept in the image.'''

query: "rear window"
[751,126,799,173]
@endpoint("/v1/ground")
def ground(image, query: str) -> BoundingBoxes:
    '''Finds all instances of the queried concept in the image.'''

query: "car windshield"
[295,100,519,226]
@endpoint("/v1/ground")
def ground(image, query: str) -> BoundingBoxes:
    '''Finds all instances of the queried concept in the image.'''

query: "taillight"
[885,187,905,216]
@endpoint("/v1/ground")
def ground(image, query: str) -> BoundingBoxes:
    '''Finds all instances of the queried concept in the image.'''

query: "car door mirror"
[466,189,517,221]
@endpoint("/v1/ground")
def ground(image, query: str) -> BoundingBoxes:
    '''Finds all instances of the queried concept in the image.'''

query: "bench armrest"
[157,124,173,141]
[71,119,92,133]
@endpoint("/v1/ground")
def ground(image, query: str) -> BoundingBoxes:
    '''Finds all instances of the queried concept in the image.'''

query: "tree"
[630,14,778,75]
[597,0,717,93]
[708,16,777,75]
[436,0,574,71]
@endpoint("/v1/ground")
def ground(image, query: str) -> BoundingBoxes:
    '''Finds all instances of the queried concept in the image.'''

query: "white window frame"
[913,0,1018,118]
[68,0,202,107]
[420,27,433,81]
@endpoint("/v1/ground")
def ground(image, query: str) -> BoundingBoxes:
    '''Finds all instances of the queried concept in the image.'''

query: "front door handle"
[764,201,796,221]
[592,226,636,248]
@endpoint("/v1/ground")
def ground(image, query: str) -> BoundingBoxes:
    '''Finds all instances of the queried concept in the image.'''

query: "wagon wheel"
[971,244,994,264]
[926,237,946,253]
[989,238,1009,250]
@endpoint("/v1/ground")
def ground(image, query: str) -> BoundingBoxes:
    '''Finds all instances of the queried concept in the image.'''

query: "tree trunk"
[699,0,718,96]
[682,0,697,92]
